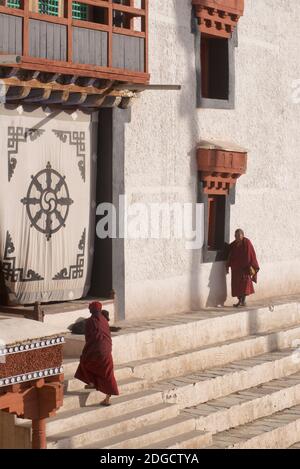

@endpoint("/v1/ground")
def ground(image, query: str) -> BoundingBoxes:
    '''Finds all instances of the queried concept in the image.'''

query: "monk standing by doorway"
[75,302,119,406]
[226,229,260,308]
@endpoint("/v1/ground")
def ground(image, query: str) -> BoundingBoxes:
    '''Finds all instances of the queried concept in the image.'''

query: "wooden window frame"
[195,24,238,110]
[30,1,89,20]
[207,195,225,252]
[199,180,236,263]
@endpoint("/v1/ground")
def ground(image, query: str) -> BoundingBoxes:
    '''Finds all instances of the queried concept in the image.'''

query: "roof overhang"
[0,67,139,110]
[0,67,181,110]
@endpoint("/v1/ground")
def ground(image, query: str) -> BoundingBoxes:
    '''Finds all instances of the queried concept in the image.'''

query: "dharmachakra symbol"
[21,162,74,241]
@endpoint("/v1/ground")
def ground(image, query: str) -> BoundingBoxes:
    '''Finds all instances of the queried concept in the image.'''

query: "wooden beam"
[6,86,31,100]
[23,88,52,102]
[32,418,46,449]
[0,77,114,95]
[112,26,145,38]
[7,58,150,84]
[66,0,73,63]
[23,0,29,57]
[79,94,107,108]
[41,90,70,104]
[64,92,87,105]
[29,11,68,25]
[0,5,24,17]
[143,0,148,74]
[0,55,22,64]
[108,0,113,68]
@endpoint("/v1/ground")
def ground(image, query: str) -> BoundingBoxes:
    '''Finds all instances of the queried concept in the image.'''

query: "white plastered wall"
[122,0,300,319]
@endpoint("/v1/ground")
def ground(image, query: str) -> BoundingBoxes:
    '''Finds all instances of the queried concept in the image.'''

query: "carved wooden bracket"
[197,140,247,195]
[0,377,63,419]
[192,0,245,38]
[0,323,65,449]
[0,376,64,449]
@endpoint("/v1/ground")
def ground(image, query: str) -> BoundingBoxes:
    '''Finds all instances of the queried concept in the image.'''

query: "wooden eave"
[0,67,141,109]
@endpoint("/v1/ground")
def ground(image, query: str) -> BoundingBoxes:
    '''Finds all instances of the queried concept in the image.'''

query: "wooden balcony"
[0,1,149,107]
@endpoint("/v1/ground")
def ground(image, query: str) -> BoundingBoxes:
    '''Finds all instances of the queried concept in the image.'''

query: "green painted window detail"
[72,2,88,20]
[38,0,59,17]
[7,0,21,8]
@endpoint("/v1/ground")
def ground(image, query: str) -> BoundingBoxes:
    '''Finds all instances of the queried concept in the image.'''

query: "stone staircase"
[15,297,300,449]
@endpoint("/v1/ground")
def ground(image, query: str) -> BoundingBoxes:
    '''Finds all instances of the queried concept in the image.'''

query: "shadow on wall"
[206,262,227,307]
[173,0,228,309]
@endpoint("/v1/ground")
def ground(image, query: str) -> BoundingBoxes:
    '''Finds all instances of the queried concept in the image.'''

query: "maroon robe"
[228,237,260,298]
[75,313,119,396]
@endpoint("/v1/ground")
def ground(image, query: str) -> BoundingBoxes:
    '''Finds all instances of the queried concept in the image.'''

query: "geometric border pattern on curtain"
[52,228,86,280]
[52,130,86,182]
[2,231,44,282]
[8,127,45,181]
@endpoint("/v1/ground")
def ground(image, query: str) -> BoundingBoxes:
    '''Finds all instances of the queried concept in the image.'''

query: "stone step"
[59,376,149,413]
[144,430,212,449]
[64,300,300,364]
[210,405,300,449]
[289,442,300,449]
[55,389,163,423]
[61,348,300,414]
[82,414,200,449]
[156,349,300,409]
[47,389,163,436]
[63,358,133,381]
[183,371,300,434]
[47,402,179,449]
[19,348,300,443]
[64,365,133,392]
[44,298,115,329]
[16,388,163,433]
[64,323,300,388]
[125,324,300,383]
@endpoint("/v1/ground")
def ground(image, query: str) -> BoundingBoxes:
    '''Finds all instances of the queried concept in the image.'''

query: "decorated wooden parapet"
[0,316,66,449]
[197,139,247,195]
[192,0,245,38]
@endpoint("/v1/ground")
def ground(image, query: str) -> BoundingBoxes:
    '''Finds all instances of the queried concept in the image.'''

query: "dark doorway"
[89,109,113,298]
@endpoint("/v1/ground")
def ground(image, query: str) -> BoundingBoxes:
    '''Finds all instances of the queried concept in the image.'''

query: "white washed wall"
[123,0,300,319]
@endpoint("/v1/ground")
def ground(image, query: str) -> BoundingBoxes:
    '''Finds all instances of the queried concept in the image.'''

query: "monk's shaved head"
[235,229,245,241]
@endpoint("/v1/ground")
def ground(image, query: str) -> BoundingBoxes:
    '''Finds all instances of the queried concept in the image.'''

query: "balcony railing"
[0,0,149,84]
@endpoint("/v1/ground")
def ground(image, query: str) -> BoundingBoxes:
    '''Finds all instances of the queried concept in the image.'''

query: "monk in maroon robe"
[226,229,260,307]
[75,302,119,406]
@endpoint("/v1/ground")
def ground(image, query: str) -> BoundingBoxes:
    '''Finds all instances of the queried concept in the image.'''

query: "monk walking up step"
[226,229,260,308]
[75,302,119,406]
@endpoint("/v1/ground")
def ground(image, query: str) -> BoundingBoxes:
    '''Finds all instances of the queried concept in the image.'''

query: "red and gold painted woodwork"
[192,0,244,38]
[197,141,247,195]
[0,335,65,449]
